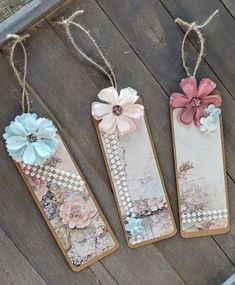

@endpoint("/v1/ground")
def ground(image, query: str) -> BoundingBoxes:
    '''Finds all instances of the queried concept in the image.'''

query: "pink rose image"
[59,195,98,229]
[170,76,221,126]
[29,176,48,200]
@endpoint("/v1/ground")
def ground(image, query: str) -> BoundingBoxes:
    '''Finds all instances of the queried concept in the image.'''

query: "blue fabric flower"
[125,215,145,237]
[3,113,58,165]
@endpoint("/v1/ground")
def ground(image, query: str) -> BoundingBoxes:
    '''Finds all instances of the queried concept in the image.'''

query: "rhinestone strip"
[20,163,85,191]
[102,133,134,216]
[181,209,228,224]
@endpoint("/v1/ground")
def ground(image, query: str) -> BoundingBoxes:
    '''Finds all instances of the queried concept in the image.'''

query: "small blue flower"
[125,215,145,237]
[3,113,58,165]
[206,104,221,121]
[199,104,221,134]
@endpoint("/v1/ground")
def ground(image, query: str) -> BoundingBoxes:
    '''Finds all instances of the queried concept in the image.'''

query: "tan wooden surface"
[0,0,235,284]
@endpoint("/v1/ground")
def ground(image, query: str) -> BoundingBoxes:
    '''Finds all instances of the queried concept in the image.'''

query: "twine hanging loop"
[175,10,219,77]
[7,33,31,113]
[57,10,117,89]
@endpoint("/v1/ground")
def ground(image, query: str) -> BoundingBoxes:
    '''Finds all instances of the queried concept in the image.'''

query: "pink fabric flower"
[92,87,144,135]
[170,76,221,125]
[59,195,97,229]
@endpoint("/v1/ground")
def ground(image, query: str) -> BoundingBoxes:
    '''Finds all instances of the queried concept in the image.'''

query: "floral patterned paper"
[98,116,176,246]
[19,136,116,269]
[172,109,229,235]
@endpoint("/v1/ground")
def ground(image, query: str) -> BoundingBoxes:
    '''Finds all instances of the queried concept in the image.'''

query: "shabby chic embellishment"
[92,87,144,135]
[170,76,221,126]
[125,215,145,237]
[4,113,58,165]
[199,104,221,134]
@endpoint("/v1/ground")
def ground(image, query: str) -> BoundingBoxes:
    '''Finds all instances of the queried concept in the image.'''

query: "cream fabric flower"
[92,87,144,135]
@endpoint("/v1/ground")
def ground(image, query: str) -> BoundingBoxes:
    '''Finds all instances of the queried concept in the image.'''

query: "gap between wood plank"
[0,225,48,285]
[220,0,235,20]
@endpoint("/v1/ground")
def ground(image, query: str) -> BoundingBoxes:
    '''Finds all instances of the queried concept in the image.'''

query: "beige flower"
[59,195,97,229]
[92,87,144,135]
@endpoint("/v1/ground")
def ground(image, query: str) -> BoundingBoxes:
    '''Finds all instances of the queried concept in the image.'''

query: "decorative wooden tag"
[171,103,230,238]
[94,98,176,248]
[15,135,119,271]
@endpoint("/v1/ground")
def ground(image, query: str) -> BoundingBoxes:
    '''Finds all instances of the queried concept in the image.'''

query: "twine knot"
[175,10,219,77]
[6,33,31,113]
[57,9,117,89]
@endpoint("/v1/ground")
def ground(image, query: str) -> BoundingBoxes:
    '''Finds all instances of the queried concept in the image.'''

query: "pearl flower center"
[27,133,37,143]
[112,105,123,116]
[191,97,201,107]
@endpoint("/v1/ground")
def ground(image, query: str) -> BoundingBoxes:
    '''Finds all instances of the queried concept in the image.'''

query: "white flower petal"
[123,104,144,119]
[117,115,136,135]
[6,136,28,150]
[33,141,51,157]
[98,87,118,104]
[119,87,138,105]
[23,144,36,164]
[99,114,117,134]
[91,102,112,120]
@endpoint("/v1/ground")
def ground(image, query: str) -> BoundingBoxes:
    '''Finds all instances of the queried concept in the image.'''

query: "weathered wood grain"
[0,0,32,22]
[0,228,47,285]
[0,0,66,45]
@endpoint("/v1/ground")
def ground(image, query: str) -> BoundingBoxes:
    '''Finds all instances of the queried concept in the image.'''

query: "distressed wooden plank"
[0,228,47,285]
[0,54,117,285]
[222,0,235,17]
[95,0,235,183]
[212,177,235,263]
[0,0,66,45]
[0,0,32,22]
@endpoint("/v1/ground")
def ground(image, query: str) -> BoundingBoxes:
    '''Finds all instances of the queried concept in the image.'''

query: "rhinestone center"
[191,97,201,107]
[28,133,37,143]
[112,105,123,116]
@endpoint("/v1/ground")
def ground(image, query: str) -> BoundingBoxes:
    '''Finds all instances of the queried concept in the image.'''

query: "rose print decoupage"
[3,34,118,272]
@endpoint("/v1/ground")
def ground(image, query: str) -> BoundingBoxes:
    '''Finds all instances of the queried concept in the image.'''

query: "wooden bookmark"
[58,10,176,248]
[4,34,118,272]
[170,11,230,238]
